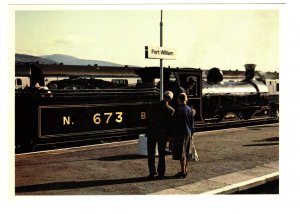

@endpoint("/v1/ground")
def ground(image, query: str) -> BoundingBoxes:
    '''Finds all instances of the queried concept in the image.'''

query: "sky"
[15,9,279,72]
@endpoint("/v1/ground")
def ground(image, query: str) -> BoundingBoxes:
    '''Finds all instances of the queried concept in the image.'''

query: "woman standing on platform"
[172,93,195,178]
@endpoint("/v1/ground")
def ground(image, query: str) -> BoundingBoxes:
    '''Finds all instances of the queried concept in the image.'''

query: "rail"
[195,117,279,132]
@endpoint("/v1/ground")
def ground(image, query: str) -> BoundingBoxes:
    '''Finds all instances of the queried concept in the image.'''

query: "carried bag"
[188,141,199,162]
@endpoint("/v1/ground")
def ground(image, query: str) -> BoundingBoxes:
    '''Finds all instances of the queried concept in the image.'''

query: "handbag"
[188,141,199,162]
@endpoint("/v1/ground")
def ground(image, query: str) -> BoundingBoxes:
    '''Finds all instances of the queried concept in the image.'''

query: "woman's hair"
[178,93,187,103]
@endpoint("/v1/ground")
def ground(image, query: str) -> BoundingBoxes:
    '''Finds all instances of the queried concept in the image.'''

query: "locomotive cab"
[135,67,204,121]
[168,68,203,121]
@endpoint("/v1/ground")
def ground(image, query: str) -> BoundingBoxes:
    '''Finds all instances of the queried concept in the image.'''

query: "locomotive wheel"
[219,112,240,122]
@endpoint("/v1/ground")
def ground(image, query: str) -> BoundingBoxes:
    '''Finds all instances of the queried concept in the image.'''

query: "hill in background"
[15,53,56,64]
[40,54,123,67]
[16,53,126,67]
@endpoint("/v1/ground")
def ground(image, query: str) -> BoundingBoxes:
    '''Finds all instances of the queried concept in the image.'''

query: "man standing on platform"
[146,91,175,179]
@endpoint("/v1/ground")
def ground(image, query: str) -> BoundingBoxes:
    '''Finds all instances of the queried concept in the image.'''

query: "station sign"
[145,46,176,60]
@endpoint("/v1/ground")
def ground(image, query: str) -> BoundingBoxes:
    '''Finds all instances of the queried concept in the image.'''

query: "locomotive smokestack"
[244,64,256,81]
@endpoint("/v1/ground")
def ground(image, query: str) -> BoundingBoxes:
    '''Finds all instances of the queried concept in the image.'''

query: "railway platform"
[15,123,279,195]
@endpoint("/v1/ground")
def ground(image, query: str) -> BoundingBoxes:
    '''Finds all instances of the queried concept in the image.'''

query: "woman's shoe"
[182,172,187,178]
[173,172,184,178]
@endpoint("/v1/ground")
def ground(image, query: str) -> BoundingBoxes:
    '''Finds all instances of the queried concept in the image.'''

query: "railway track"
[195,116,279,131]
[17,116,278,154]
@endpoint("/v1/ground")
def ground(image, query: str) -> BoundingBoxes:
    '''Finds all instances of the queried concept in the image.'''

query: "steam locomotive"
[15,63,278,152]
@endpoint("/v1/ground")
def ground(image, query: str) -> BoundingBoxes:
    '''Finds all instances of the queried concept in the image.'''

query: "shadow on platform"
[243,137,279,147]
[97,154,147,161]
[15,175,173,193]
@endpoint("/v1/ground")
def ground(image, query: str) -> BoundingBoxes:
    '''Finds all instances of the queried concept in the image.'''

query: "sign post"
[145,10,176,100]
[159,10,163,101]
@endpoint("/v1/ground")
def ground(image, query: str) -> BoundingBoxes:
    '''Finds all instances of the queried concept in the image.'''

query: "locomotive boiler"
[201,64,270,121]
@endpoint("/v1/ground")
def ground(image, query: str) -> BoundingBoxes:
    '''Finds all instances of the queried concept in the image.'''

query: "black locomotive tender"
[15,63,278,152]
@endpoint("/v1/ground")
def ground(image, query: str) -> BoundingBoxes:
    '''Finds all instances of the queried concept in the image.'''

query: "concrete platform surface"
[15,123,279,195]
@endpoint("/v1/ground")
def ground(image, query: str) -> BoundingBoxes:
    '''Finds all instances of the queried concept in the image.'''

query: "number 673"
[93,112,123,124]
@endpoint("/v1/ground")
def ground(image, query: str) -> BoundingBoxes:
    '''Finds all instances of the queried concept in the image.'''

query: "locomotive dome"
[207,67,224,83]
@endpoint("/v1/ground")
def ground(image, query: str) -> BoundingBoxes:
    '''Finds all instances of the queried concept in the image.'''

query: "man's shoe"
[157,175,165,179]
[147,173,157,179]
